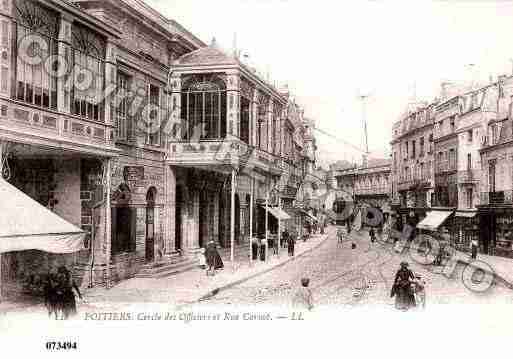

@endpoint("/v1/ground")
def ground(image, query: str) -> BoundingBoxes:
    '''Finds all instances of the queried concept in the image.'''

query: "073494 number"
[45,342,78,350]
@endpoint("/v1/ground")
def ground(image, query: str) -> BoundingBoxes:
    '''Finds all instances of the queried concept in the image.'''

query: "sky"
[146,0,513,168]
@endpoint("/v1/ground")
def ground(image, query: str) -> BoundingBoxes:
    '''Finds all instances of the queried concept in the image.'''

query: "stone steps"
[135,256,199,278]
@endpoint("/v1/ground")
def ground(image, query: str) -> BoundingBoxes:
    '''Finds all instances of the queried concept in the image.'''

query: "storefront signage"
[124,166,144,182]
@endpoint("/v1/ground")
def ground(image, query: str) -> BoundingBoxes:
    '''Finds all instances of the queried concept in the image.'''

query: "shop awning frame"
[0,179,86,254]
[416,210,453,231]
[260,205,291,220]
[455,211,477,218]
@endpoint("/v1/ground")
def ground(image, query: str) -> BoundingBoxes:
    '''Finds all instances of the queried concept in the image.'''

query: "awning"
[455,211,477,218]
[0,179,85,254]
[261,205,291,220]
[300,209,319,222]
[416,210,453,231]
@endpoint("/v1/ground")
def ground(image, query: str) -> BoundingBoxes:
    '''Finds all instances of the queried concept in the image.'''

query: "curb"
[195,231,333,303]
[456,258,513,290]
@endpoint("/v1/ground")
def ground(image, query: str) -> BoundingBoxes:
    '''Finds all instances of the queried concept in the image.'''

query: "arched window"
[181,74,226,140]
[14,0,59,109]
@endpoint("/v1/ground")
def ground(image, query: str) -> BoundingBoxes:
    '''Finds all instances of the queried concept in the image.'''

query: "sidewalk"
[83,227,334,309]
[453,250,513,288]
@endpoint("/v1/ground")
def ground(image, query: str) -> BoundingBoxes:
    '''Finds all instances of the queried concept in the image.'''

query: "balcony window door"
[467,153,472,171]
[14,0,59,109]
[180,74,227,140]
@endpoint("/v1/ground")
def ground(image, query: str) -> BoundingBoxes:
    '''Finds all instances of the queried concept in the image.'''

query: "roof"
[176,43,238,66]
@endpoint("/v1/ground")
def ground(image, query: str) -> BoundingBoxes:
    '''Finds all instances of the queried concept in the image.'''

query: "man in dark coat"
[287,230,295,256]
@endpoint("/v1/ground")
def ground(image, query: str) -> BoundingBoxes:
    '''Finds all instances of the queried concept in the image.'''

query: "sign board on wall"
[124,166,145,182]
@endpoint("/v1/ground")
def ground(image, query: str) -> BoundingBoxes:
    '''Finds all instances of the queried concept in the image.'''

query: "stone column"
[57,15,73,114]
[268,100,274,153]
[226,72,239,137]
[165,73,182,141]
[213,191,220,244]
[104,40,117,129]
[164,166,176,254]
[103,158,112,289]
[252,91,258,146]
[190,189,200,249]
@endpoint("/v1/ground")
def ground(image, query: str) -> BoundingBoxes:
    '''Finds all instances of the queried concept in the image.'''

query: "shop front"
[478,208,513,258]
[453,211,479,253]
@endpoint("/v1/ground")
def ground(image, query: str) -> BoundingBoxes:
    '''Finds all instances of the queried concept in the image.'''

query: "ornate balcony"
[355,186,389,196]
[0,98,118,157]
[167,137,282,176]
[457,170,479,184]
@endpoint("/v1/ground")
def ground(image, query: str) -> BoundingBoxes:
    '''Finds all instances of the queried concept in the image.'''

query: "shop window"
[14,0,59,109]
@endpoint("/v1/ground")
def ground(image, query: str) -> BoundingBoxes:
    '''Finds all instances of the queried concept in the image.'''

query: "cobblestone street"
[195,229,513,309]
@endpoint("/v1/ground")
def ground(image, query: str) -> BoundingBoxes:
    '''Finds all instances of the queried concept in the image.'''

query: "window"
[420,137,424,156]
[467,153,472,171]
[71,22,106,121]
[491,124,498,145]
[405,141,409,159]
[116,71,130,141]
[428,133,433,153]
[147,84,160,145]
[14,0,59,109]
[450,117,455,132]
[240,97,250,144]
[180,74,227,140]
[411,140,416,159]
[404,166,409,180]
[489,160,496,192]
[467,188,473,209]
[468,129,473,143]
[449,149,456,170]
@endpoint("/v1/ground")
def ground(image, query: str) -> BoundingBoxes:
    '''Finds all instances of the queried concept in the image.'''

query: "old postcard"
[1,0,512,357]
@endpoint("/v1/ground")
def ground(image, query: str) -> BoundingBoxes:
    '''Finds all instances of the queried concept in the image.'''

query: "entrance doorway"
[175,185,184,251]
[145,187,157,262]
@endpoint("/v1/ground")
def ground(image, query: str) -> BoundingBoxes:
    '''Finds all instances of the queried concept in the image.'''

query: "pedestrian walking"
[337,227,344,243]
[391,261,415,311]
[471,238,478,260]
[205,241,217,276]
[288,231,295,256]
[199,247,206,269]
[369,228,376,243]
[292,278,314,310]
[56,266,82,320]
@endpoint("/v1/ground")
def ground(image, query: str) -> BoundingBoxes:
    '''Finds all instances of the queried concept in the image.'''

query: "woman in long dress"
[391,262,415,311]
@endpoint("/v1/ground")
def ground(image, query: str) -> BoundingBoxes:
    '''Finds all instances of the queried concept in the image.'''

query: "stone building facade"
[0,0,317,297]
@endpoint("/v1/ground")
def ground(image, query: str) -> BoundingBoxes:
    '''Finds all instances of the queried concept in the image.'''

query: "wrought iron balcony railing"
[457,170,480,184]
[480,191,513,205]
